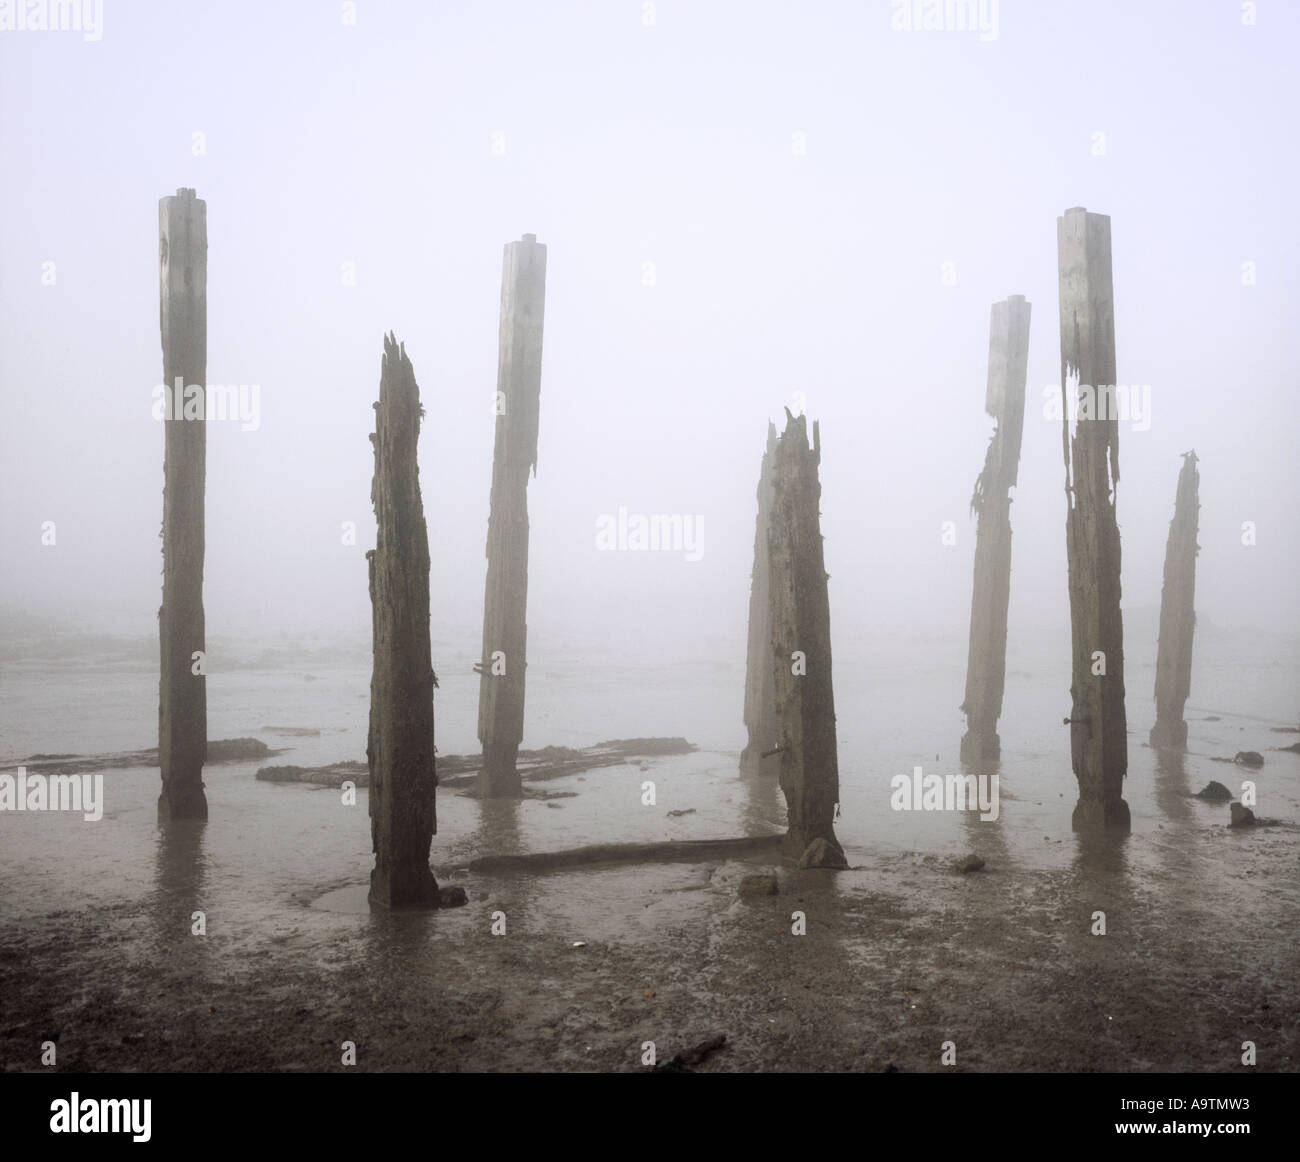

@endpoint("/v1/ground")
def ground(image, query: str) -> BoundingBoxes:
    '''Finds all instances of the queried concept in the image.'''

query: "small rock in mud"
[652,1032,727,1073]
[667,808,696,818]
[1194,780,1233,802]
[1204,715,1222,722]
[738,874,779,898]
[798,837,848,869]
[1234,751,1265,768]
[438,886,469,908]
[1229,803,1257,828]
[954,854,986,874]
[1278,741,1300,754]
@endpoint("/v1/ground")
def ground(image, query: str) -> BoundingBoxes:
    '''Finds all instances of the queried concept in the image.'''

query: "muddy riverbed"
[2,639,1297,1072]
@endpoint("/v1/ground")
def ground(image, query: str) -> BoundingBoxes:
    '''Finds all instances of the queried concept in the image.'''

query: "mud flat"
[1,830,1295,1073]
[6,739,275,776]
[1,721,1295,1073]
[255,738,696,791]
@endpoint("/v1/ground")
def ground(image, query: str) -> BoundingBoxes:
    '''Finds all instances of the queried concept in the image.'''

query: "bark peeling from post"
[1150,451,1200,751]
[960,294,1031,764]
[367,334,439,909]
[767,411,846,867]
[157,188,208,822]
[478,234,547,798]
[740,421,779,775]
[1057,207,1129,831]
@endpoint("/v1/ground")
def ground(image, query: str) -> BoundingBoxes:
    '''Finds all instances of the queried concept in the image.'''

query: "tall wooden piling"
[1150,452,1200,751]
[740,421,779,775]
[768,411,846,867]
[1057,207,1129,831]
[157,188,208,822]
[478,234,547,798]
[961,295,1031,764]
[367,334,439,908]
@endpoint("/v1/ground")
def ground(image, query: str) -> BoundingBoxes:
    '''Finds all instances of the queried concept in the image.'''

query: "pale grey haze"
[1,0,1296,675]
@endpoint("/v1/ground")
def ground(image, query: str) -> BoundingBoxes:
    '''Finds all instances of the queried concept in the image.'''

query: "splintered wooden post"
[768,412,846,868]
[1057,207,1129,831]
[157,188,208,822]
[960,295,1031,764]
[478,234,547,798]
[740,421,779,775]
[1150,451,1200,750]
[367,334,439,908]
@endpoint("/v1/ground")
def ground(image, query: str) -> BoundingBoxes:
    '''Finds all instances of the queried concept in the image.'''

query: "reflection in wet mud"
[738,766,784,838]
[1065,827,1135,950]
[471,796,541,925]
[1071,825,1131,880]
[151,818,209,965]
[960,755,1010,868]
[475,795,523,858]
[1152,747,1193,824]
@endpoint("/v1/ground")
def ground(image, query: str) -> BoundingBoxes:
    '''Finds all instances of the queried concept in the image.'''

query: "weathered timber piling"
[740,421,779,775]
[478,234,547,798]
[366,334,439,908]
[1150,451,1200,751]
[960,294,1031,764]
[767,411,846,868]
[1057,207,1129,831]
[157,188,208,822]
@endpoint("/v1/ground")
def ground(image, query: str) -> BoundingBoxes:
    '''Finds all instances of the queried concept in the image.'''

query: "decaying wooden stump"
[961,294,1031,764]
[367,334,439,908]
[478,234,547,798]
[157,188,208,822]
[741,421,779,775]
[1150,451,1200,751]
[767,411,846,867]
[1057,207,1129,831]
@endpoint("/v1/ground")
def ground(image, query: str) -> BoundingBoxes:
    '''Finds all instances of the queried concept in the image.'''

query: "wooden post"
[477,234,547,798]
[961,295,1031,763]
[740,421,778,775]
[768,411,846,867]
[1057,207,1129,831]
[157,188,208,822]
[1150,451,1200,750]
[367,334,439,908]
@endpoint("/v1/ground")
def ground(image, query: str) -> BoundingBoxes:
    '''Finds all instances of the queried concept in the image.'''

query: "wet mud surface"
[2,653,1297,1073]
[2,758,1295,1073]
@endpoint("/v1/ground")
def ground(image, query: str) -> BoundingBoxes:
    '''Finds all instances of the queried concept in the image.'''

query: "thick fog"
[2,0,1296,675]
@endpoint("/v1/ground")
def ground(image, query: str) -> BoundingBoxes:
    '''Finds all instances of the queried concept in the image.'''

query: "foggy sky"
[1,0,1296,676]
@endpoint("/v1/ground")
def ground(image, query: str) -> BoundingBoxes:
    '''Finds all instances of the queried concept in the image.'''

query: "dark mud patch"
[7,738,278,775]
[257,738,698,790]
[468,835,783,874]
